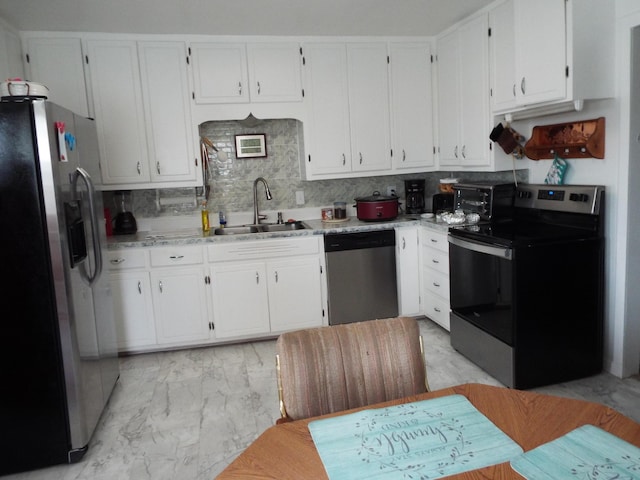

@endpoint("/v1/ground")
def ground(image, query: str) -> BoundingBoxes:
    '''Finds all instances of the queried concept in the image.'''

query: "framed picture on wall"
[235,134,267,158]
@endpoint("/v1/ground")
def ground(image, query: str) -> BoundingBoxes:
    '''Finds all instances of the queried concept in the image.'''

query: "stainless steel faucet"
[252,177,273,224]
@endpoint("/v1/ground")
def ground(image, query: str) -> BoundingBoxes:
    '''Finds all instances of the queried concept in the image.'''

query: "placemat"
[510,424,640,479]
[308,394,523,480]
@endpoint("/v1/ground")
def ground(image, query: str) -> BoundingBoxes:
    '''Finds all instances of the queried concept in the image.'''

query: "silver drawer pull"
[137,281,142,294]
[159,280,163,293]
[432,259,439,264]
[256,272,260,284]
[169,255,185,260]
[434,307,441,313]
[433,282,441,287]
[430,239,438,243]
[110,258,125,265]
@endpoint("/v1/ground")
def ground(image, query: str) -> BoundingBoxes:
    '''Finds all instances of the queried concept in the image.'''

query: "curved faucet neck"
[253,177,272,224]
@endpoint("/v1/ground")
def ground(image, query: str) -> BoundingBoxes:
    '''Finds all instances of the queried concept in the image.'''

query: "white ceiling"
[0,0,494,37]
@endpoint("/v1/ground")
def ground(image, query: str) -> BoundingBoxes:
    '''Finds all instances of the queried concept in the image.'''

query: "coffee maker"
[404,179,425,214]
[113,190,137,235]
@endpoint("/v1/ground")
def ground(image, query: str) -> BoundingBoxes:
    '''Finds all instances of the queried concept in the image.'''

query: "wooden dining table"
[216,382,640,479]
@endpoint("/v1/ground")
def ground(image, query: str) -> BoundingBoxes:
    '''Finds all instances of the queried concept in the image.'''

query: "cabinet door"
[514,0,566,105]
[85,40,149,184]
[389,43,435,171]
[267,257,324,332]
[302,43,352,176]
[247,43,302,102]
[190,43,249,104]
[0,26,24,86]
[151,267,210,345]
[489,0,517,112]
[24,37,89,117]
[210,262,271,338]
[138,41,196,183]
[436,30,460,167]
[347,43,391,173]
[396,227,420,316]
[458,15,490,167]
[110,271,156,350]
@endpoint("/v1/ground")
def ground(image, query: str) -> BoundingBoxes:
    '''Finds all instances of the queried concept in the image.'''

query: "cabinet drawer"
[421,228,449,253]
[150,246,204,267]
[208,236,320,262]
[107,249,148,270]
[422,247,449,275]
[423,267,450,299]
[423,291,450,331]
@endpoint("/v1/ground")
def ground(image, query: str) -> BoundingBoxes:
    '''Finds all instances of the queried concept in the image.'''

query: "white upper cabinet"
[301,42,352,177]
[190,42,302,104]
[436,15,491,169]
[301,42,391,179]
[389,42,435,172]
[23,37,89,117]
[85,39,199,188]
[85,39,150,185]
[492,0,615,117]
[347,43,392,173]
[0,23,24,84]
[138,41,197,183]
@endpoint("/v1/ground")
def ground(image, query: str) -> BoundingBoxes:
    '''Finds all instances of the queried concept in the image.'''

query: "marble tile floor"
[3,318,640,480]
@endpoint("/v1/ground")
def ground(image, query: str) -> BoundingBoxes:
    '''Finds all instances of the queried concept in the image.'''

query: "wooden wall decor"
[524,117,605,160]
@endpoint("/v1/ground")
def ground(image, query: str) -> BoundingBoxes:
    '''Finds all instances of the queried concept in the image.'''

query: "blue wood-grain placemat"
[308,394,523,480]
[510,424,640,479]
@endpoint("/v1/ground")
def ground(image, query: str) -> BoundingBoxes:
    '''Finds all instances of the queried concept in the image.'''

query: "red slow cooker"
[354,191,399,221]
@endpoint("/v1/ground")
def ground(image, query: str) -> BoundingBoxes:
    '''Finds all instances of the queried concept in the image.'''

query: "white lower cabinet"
[420,226,451,331]
[395,226,421,316]
[208,237,325,340]
[107,249,157,352]
[149,246,211,346]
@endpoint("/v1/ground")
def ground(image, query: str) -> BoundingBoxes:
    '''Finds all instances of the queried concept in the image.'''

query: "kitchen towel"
[510,424,640,479]
[308,394,523,480]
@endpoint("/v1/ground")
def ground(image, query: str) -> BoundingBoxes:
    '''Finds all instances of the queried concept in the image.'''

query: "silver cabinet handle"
[454,146,458,158]
[238,81,242,95]
[342,153,346,165]
[156,161,161,174]
[402,237,406,250]
[433,282,441,287]
[520,77,526,94]
[359,152,363,164]
[461,145,466,158]
[275,271,279,283]
[169,255,185,260]
[137,281,142,294]
[256,272,259,284]
[512,83,516,97]
[257,81,261,95]
[110,258,125,265]
[434,307,441,313]
[432,259,439,264]
[137,161,141,175]
[402,149,406,162]
[159,280,163,293]
[430,238,438,244]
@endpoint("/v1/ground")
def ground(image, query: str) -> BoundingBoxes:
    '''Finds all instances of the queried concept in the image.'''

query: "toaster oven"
[453,182,516,221]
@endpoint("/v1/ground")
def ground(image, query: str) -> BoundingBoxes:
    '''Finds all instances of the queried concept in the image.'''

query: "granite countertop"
[106,215,451,249]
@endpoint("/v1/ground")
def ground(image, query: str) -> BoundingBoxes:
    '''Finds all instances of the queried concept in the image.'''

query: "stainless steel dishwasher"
[324,229,398,325]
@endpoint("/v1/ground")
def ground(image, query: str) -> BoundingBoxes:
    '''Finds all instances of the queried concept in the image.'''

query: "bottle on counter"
[201,200,210,233]
[219,210,227,228]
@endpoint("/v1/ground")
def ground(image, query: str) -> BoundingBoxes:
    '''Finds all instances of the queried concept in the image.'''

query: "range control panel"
[515,184,604,214]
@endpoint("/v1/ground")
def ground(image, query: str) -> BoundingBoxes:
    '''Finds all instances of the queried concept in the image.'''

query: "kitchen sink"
[213,221,309,235]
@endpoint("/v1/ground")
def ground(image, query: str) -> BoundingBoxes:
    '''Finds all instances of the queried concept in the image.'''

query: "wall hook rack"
[524,117,605,160]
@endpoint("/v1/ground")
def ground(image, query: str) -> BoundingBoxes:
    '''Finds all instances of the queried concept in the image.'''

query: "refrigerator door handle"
[71,167,102,286]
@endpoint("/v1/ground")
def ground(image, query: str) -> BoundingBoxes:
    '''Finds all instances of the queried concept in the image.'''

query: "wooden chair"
[275,316,429,423]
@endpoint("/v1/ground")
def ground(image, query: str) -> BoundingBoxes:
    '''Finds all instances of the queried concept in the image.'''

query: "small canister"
[321,207,334,221]
[333,201,347,219]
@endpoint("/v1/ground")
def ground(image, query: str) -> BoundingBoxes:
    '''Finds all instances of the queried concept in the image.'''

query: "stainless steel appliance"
[432,193,454,213]
[404,179,425,214]
[0,99,119,474]
[324,230,398,325]
[448,184,604,389]
[453,181,515,221]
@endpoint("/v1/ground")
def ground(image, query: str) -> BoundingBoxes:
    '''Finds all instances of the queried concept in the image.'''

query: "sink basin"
[259,221,309,232]
[213,221,309,235]
[213,225,261,235]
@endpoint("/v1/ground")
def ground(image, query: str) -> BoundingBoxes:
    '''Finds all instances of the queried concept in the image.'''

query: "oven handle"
[448,235,514,260]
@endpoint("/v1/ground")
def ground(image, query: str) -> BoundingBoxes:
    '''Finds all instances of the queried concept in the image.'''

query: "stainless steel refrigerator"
[0,98,119,474]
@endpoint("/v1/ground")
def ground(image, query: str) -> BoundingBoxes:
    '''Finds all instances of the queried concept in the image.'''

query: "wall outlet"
[295,190,305,205]
[386,186,397,197]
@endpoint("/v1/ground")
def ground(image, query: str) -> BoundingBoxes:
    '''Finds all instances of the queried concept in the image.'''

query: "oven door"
[448,235,514,345]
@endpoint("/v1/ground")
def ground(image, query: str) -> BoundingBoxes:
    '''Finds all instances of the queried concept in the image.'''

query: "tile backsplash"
[103,117,528,221]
